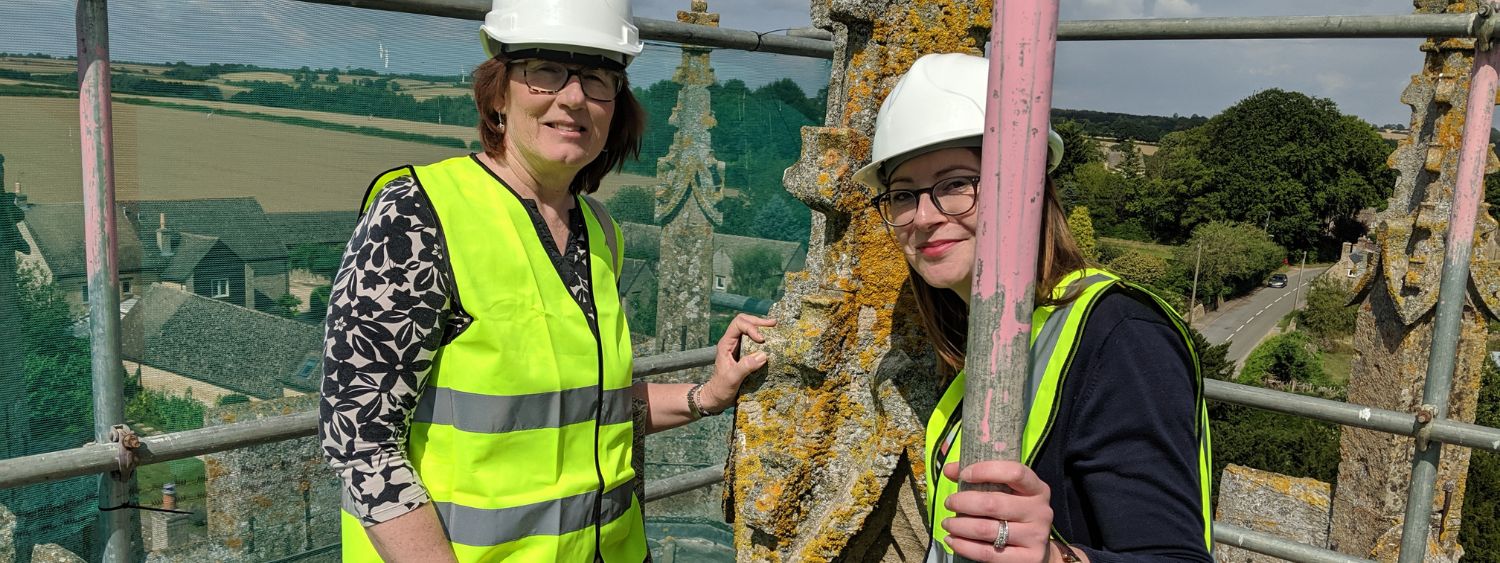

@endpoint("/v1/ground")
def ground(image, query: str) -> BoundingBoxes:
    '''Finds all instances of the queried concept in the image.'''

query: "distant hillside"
[1053,108,1209,143]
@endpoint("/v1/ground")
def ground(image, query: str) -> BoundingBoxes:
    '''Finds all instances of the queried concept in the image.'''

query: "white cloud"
[1149,0,1203,18]
[1072,0,1147,19]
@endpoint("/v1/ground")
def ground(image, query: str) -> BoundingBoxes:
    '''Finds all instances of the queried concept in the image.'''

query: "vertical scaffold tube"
[1395,11,1499,562]
[958,0,1060,524]
[76,0,136,560]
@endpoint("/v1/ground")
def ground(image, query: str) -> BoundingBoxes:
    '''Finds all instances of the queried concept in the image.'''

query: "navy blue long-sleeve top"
[1024,290,1212,562]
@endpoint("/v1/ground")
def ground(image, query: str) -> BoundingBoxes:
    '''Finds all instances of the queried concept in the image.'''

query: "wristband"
[686,383,717,418]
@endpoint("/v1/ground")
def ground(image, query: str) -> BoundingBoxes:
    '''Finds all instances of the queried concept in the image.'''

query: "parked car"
[1268,273,1288,288]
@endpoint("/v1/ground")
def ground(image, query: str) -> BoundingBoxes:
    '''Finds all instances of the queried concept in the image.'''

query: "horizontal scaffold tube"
[1203,379,1500,453]
[643,463,726,502]
[1213,522,1374,563]
[286,0,834,58]
[285,2,1495,60]
[0,347,721,490]
[4,349,1499,492]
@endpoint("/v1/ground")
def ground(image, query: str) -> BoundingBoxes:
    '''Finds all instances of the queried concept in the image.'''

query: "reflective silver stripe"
[1028,304,1070,413]
[434,482,636,547]
[413,386,632,433]
[926,540,954,563]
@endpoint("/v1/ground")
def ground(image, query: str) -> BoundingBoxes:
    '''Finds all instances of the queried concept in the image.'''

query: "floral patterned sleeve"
[318,176,470,526]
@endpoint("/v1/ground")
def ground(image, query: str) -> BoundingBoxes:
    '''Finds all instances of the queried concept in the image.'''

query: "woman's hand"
[940,460,1055,563]
[699,314,776,412]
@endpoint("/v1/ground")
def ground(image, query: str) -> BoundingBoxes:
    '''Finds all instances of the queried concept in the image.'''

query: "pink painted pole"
[959,0,1060,479]
[1395,12,1500,560]
[77,0,137,560]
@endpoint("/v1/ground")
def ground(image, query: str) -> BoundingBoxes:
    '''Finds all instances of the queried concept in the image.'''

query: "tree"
[1460,357,1500,559]
[326,67,340,84]
[731,247,785,301]
[289,243,342,279]
[1172,221,1284,306]
[1297,276,1357,345]
[1177,89,1393,254]
[1240,331,1327,388]
[1052,119,1102,180]
[1066,206,1099,262]
[607,185,657,225]
[1106,249,1169,286]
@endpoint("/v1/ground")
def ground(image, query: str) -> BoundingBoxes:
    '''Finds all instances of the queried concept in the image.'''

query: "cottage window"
[212,279,231,298]
[714,275,727,291]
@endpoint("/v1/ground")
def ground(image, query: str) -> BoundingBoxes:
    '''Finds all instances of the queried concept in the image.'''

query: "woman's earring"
[496,113,506,134]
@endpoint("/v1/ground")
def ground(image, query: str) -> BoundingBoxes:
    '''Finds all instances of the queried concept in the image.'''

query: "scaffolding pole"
[287,0,834,58]
[283,2,1500,62]
[76,0,137,560]
[1396,8,1500,559]
[957,6,1059,559]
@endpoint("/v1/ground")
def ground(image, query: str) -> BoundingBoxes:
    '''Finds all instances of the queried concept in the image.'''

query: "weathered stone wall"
[1214,465,1331,562]
[147,394,338,562]
[1,504,16,563]
[726,0,992,560]
[1329,0,1500,558]
[29,544,83,563]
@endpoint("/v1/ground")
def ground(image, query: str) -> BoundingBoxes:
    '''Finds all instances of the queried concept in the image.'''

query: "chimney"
[155,212,173,257]
[161,482,176,511]
[12,181,26,209]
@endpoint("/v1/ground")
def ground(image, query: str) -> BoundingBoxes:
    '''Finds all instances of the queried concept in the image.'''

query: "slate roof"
[267,211,359,247]
[23,198,288,279]
[120,284,323,399]
[21,203,145,279]
[160,233,221,283]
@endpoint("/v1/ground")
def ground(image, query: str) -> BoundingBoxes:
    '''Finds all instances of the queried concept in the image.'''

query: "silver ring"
[992,519,1009,550]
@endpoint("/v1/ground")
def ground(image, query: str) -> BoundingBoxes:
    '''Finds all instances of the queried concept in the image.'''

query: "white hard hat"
[481,0,644,68]
[852,52,1064,189]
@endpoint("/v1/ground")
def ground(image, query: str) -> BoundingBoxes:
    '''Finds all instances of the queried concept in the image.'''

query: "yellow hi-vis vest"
[340,155,645,562]
[923,269,1212,561]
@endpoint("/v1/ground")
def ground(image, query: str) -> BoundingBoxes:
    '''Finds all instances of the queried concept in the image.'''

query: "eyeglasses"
[869,176,980,227]
[511,59,624,102]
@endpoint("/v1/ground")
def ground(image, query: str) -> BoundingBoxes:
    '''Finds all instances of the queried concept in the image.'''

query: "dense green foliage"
[627,78,819,242]
[1460,358,1500,560]
[1238,331,1331,389]
[17,265,94,453]
[1066,206,1098,262]
[230,81,477,127]
[1170,222,1284,307]
[607,185,657,226]
[126,386,206,433]
[289,243,343,279]
[1105,250,1169,287]
[1146,90,1393,251]
[1296,277,1358,346]
[730,247,785,301]
[1052,108,1207,142]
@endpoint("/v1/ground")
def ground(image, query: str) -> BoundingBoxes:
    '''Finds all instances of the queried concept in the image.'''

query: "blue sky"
[0,0,1453,127]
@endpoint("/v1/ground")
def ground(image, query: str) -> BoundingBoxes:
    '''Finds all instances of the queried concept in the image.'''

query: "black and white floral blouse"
[318,174,603,525]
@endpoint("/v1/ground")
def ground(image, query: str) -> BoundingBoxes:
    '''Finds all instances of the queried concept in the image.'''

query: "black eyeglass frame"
[868,175,982,227]
[510,59,625,102]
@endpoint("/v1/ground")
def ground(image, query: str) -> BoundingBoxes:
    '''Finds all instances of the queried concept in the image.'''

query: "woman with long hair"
[854,53,1213,563]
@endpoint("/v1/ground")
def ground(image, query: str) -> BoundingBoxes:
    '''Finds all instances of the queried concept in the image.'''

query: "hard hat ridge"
[480,0,644,67]
[852,52,1065,189]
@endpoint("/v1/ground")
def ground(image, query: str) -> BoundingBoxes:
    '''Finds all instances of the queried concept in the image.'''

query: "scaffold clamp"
[1476,2,1497,52]
[1414,404,1437,451]
[108,424,140,479]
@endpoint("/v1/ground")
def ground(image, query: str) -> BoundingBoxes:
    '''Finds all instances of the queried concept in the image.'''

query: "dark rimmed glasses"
[511,59,625,102]
[869,175,980,227]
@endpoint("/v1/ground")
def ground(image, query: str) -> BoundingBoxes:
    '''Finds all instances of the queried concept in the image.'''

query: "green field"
[1100,236,1178,261]
[0,96,656,212]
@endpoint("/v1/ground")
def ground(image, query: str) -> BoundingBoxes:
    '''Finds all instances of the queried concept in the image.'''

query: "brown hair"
[909,176,1092,373]
[472,56,646,195]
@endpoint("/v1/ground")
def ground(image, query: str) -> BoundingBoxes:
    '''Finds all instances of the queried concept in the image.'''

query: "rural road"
[1195,266,1329,368]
